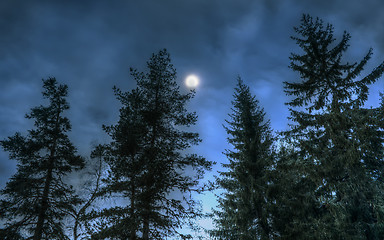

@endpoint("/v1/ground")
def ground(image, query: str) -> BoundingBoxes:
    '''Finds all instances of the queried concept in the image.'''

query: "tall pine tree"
[91,49,213,239]
[0,78,85,239]
[283,14,384,239]
[267,139,319,239]
[211,78,274,240]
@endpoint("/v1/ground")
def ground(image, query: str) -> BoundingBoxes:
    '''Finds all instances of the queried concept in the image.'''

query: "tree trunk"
[142,213,149,240]
[74,152,103,240]
[256,201,270,240]
[130,163,137,240]
[142,79,159,240]
[73,221,78,240]
[34,105,60,240]
[33,160,54,240]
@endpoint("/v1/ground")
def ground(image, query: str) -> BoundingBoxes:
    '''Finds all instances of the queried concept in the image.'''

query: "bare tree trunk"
[73,149,104,240]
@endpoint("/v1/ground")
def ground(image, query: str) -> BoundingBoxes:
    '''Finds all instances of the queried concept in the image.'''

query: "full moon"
[185,75,199,88]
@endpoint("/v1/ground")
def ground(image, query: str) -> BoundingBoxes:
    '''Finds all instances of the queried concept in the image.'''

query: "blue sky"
[1,0,384,236]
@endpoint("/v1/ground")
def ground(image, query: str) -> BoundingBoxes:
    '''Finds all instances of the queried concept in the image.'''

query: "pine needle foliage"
[211,77,274,240]
[91,49,213,239]
[283,14,384,239]
[0,78,85,240]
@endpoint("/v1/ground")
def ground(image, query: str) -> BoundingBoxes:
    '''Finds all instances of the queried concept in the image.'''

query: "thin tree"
[69,145,106,240]
[91,49,213,239]
[283,14,384,239]
[211,77,274,240]
[0,78,85,239]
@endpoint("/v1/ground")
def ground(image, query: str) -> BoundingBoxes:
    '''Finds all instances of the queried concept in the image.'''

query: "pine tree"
[0,78,85,239]
[211,77,274,240]
[267,140,319,239]
[91,49,213,239]
[89,88,145,240]
[283,14,384,239]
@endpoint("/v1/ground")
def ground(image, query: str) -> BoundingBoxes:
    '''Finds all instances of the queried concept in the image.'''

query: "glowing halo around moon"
[185,74,200,88]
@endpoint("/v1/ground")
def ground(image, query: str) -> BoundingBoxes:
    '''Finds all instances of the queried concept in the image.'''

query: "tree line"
[1,14,384,239]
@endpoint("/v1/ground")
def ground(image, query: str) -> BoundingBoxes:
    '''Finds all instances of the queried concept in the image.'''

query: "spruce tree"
[211,78,274,240]
[0,78,85,239]
[91,49,213,239]
[268,140,319,239]
[283,14,384,239]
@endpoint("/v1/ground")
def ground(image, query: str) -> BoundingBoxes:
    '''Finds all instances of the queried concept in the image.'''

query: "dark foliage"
[0,78,85,239]
[281,14,384,239]
[89,49,213,239]
[211,78,274,239]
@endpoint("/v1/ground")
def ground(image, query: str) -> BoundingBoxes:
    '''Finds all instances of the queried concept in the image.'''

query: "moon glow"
[185,75,199,88]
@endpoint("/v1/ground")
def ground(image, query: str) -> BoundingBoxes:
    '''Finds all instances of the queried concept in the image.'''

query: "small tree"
[211,78,274,240]
[0,78,84,240]
[91,49,213,239]
[69,145,106,240]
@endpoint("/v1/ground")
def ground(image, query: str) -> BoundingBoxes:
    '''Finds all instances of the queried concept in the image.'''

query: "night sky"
[1,0,384,234]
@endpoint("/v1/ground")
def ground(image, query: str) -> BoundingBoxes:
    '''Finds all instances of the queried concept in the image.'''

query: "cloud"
[1,0,383,169]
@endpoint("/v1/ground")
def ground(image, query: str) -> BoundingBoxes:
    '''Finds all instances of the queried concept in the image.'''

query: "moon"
[185,75,199,88]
